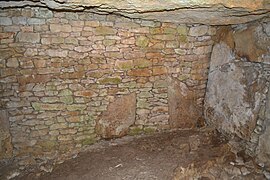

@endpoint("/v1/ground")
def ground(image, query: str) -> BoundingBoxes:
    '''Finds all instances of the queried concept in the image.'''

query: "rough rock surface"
[168,78,202,128]
[96,93,136,138]
[205,42,267,139]
[204,20,270,168]
[1,0,269,25]
[0,110,12,159]
[257,86,270,168]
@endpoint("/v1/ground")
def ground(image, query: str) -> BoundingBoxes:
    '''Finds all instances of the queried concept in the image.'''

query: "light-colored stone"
[204,42,267,139]
[47,49,68,57]
[0,17,12,25]
[27,18,45,25]
[189,25,208,37]
[6,58,19,68]
[16,32,40,43]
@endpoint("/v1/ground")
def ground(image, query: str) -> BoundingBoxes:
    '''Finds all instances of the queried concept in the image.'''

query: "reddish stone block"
[0,32,14,39]
[33,60,46,68]
[66,116,80,123]
[18,75,51,85]
[60,72,84,79]
[146,52,163,59]
[128,69,152,77]
[74,90,94,97]
[153,66,168,75]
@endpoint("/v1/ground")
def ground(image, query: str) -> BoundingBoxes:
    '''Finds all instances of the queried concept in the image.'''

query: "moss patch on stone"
[60,96,73,104]
[136,36,149,48]
[143,127,156,134]
[94,26,117,35]
[99,77,121,85]
[32,102,41,111]
[39,141,57,151]
[115,60,134,70]
[59,89,72,96]
[134,59,152,68]
[178,35,188,43]
[81,137,96,146]
[129,127,144,135]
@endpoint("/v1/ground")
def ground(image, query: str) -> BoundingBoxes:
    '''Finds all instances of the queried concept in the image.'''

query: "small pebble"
[241,167,250,176]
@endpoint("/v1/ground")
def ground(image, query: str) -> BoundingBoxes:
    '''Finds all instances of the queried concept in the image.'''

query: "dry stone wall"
[0,7,216,165]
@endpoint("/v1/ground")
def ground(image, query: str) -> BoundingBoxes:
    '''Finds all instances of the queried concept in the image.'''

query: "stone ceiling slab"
[0,0,269,24]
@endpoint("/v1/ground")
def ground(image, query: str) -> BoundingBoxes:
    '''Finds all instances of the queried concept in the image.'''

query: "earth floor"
[1,128,269,180]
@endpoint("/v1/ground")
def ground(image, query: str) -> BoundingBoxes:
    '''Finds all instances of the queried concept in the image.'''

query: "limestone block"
[189,25,208,37]
[27,18,45,25]
[16,32,40,43]
[0,17,12,25]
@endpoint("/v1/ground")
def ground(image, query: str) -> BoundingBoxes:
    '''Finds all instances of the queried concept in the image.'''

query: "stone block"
[94,26,117,35]
[33,60,46,68]
[124,51,145,59]
[99,77,121,84]
[189,25,208,36]
[96,93,136,138]
[115,60,134,70]
[141,20,160,27]
[65,12,78,20]
[85,21,100,27]
[12,17,27,25]
[128,69,152,77]
[60,96,74,104]
[6,58,19,68]
[16,32,40,43]
[59,89,72,96]
[66,104,87,111]
[27,18,45,25]
[152,34,175,41]
[137,99,151,109]
[50,24,72,32]
[65,37,79,45]
[66,116,81,123]
[32,102,66,111]
[177,25,188,35]
[133,59,152,68]
[0,17,12,25]
[136,36,149,48]
[74,90,95,97]
[34,8,53,18]
[163,27,177,34]
[47,49,68,57]
[154,80,168,88]
[153,66,167,75]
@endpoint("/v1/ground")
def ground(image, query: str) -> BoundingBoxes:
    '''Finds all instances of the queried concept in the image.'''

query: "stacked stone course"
[0,7,216,165]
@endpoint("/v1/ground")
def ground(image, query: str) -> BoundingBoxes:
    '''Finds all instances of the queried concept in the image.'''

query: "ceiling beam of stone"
[0,0,269,25]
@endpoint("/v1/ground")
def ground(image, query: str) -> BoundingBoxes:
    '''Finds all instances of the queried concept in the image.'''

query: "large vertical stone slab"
[168,78,202,128]
[0,110,13,159]
[257,86,270,167]
[204,42,267,139]
[96,93,136,138]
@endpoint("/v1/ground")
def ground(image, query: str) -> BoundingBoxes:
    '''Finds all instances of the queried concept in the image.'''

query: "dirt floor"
[2,129,269,179]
